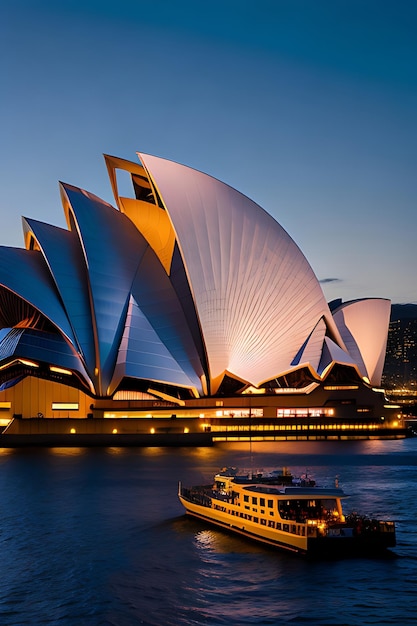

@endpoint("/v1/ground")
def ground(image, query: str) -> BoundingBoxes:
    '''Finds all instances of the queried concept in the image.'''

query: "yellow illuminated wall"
[0,377,91,419]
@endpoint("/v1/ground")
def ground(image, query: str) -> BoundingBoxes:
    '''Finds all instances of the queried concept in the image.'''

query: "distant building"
[383,305,417,389]
[0,153,404,438]
[382,305,417,416]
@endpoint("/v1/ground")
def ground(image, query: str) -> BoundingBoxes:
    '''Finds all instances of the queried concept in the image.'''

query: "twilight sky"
[1,0,416,305]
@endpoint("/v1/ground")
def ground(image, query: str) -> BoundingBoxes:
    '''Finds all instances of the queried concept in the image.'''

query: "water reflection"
[194,528,264,556]
[0,447,15,456]
[0,439,416,625]
[48,446,86,456]
[105,446,131,456]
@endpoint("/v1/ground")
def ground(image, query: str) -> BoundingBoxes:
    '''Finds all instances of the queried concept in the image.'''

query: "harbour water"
[0,438,416,625]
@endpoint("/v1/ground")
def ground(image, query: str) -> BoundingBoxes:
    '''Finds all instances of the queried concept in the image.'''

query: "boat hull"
[179,495,395,557]
[180,495,307,553]
[306,533,396,558]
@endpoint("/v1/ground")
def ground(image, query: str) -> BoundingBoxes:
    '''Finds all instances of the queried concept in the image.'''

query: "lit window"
[52,403,79,411]
[50,366,72,375]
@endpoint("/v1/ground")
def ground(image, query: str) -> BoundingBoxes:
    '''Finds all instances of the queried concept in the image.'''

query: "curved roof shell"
[331,298,391,386]
[0,152,391,397]
[139,153,344,391]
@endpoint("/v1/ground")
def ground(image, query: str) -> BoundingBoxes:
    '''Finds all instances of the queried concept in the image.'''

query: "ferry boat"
[178,467,396,557]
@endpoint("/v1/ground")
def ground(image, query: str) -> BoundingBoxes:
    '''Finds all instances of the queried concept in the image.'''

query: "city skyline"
[1,1,416,305]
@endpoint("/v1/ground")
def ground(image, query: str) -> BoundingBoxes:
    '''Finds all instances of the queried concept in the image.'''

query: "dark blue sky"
[1,0,416,304]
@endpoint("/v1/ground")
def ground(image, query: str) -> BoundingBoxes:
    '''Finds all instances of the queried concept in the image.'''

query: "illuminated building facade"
[383,305,417,388]
[382,305,417,415]
[0,153,404,439]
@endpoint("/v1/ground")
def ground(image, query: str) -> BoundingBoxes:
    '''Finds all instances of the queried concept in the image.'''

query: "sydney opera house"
[0,153,405,443]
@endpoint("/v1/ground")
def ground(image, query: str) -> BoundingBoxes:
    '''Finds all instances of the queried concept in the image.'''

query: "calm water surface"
[0,438,416,625]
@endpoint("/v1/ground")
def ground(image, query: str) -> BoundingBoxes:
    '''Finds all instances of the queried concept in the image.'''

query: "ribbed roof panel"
[111,296,200,394]
[318,336,356,377]
[60,184,150,392]
[22,218,96,379]
[139,153,333,389]
[292,318,327,372]
[9,328,90,378]
[332,298,391,386]
[0,247,76,346]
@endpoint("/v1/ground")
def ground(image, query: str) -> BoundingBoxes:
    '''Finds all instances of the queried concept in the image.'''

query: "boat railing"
[344,513,395,536]
[180,485,213,507]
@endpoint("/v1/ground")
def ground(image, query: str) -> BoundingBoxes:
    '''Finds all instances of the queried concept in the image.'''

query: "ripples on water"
[0,439,416,625]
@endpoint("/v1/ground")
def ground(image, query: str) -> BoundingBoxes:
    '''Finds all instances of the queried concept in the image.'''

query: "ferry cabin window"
[267,499,273,508]
[260,498,265,507]
[278,499,338,521]
[244,495,249,502]
[252,497,258,505]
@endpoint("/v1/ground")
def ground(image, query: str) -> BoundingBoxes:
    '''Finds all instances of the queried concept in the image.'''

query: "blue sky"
[1,0,416,304]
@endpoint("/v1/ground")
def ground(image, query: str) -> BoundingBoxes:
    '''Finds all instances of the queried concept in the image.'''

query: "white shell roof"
[332,298,391,386]
[139,153,339,390]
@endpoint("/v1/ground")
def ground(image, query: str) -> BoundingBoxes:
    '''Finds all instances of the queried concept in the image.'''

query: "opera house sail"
[0,153,404,441]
